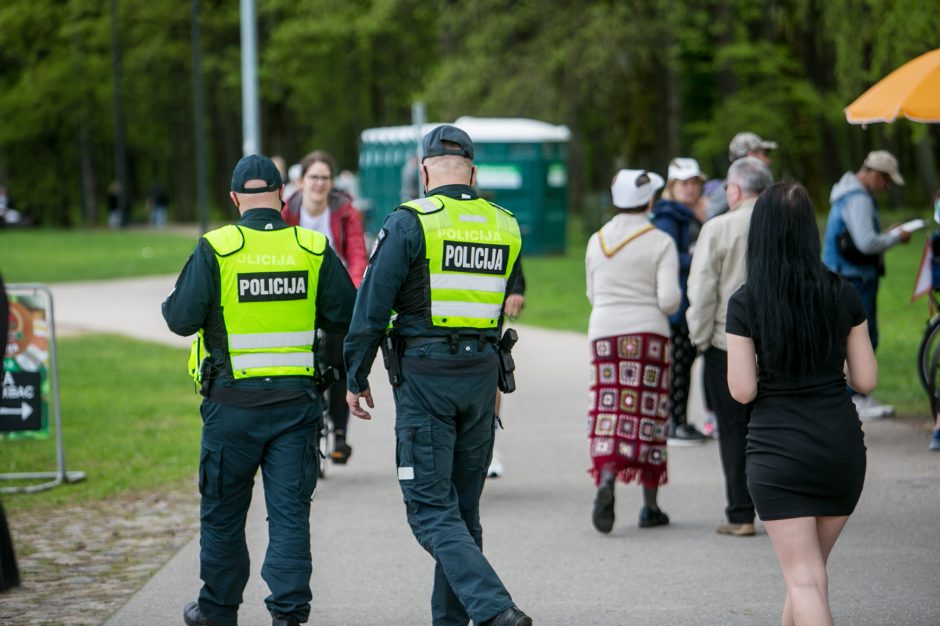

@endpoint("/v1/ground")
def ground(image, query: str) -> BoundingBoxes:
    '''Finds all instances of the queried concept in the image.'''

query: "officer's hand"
[347,388,374,420]
[504,294,524,319]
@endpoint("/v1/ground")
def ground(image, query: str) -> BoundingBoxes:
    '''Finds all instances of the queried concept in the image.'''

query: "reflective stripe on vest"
[228,330,317,350]
[401,195,522,329]
[203,224,325,379]
[230,352,315,371]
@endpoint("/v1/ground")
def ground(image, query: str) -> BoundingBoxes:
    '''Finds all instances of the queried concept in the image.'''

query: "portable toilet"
[358,116,571,254]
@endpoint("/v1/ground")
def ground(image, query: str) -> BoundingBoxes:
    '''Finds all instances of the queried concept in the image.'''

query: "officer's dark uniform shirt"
[163,208,356,407]
[344,184,523,394]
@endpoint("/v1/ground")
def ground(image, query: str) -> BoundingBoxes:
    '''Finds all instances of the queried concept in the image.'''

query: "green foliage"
[0,229,200,283]
[1,334,201,512]
[1,0,940,225]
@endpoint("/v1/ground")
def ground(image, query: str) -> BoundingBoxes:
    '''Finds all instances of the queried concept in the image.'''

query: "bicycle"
[314,362,339,480]
[917,290,940,412]
[916,223,940,413]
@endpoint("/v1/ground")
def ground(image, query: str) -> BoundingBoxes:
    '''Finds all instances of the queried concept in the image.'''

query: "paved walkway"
[44,276,940,625]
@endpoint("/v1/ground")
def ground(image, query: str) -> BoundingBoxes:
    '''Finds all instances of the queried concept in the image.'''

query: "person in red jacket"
[282,150,368,464]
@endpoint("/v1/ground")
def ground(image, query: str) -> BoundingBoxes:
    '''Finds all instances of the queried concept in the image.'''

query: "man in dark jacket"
[164,155,355,626]
[344,126,531,626]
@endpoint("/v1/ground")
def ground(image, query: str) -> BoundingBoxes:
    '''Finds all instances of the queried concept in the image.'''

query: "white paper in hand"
[889,218,926,235]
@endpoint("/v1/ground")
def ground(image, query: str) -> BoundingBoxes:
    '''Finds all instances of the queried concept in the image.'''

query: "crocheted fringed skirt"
[588,333,670,488]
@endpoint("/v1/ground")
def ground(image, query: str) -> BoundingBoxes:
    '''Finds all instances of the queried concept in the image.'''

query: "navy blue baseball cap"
[230,155,283,193]
[422,125,474,161]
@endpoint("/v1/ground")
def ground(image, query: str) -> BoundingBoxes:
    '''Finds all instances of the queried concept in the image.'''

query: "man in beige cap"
[822,150,912,420]
[706,132,777,219]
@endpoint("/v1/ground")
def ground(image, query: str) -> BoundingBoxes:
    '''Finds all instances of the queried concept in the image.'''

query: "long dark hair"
[744,182,840,379]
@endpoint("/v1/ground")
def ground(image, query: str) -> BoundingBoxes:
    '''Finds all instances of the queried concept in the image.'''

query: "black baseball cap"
[422,125,474,161]
[230,155,283,194]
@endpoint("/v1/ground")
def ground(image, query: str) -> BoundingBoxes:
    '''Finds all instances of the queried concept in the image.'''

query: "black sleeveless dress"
[725,281,867,520]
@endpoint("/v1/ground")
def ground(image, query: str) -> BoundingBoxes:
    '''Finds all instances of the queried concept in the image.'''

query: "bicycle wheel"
[917,315,940,395]
[927,339,940,415]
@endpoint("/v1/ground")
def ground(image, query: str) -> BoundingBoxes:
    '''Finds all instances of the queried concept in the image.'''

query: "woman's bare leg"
[764,516,844,626]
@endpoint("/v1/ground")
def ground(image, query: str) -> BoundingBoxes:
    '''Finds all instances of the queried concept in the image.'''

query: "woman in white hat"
[585,169,681,533]
[651,158,708,444]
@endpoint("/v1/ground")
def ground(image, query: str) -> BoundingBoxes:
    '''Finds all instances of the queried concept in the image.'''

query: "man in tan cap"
[706,131,777,219]
[822,150,912,420]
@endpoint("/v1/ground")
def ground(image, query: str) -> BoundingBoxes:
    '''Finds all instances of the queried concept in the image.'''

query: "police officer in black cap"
[345,125,532,626]
[163,155,356,626]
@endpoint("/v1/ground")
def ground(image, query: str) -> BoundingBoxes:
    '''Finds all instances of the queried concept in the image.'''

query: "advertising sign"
[3,293,49,436]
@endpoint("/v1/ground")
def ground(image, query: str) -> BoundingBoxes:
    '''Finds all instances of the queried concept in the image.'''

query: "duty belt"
[401,334,496,351]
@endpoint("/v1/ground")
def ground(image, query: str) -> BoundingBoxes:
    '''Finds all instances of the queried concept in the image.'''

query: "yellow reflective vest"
[400,194,522,329]
[189,224,326,381]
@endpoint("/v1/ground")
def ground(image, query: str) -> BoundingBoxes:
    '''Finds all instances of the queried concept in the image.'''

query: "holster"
[497,328,518,393]
[315,365,339,394]
[380,334,403,387]
[198,358,213,398]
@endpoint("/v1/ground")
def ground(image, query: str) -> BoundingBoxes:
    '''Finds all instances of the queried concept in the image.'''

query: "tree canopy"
[0,0,938,226]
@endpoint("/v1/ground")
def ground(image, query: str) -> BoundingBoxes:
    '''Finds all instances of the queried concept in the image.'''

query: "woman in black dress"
[725,182,876,626]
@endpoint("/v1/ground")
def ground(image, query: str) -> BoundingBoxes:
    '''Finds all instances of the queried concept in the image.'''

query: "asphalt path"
[42,276,940,625]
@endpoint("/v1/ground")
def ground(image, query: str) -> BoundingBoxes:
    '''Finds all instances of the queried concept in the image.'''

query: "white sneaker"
[487,450,504,478]
[702,411,719,439]
[852,394,895,421]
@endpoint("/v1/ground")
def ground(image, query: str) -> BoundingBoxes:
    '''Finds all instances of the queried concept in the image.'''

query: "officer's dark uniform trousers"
[199,392,320,626]
[395,339,514,625]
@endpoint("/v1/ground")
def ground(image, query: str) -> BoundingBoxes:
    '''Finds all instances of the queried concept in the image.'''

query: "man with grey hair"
[686,156,773,537]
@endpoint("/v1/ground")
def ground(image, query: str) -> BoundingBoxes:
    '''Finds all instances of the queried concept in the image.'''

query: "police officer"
[344,126,532,626]
[163,155,355,626]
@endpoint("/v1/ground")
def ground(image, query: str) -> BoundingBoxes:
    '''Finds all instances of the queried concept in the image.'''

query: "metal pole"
[411,102,426,197]
[240,0,260,156]
[191,0,209,233]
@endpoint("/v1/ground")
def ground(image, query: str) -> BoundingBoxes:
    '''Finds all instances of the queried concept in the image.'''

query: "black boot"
[183,601,223,626]
[591,472,616,533]
[481,605,533,626]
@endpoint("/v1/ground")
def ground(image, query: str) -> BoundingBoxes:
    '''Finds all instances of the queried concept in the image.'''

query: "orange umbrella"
[845,48,940,124]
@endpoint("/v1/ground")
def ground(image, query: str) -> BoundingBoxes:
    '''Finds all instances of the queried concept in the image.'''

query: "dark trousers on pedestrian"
[0,499,19,592]
[197,398,320,626]
[669,323,696,429]
[846,274,879,351]
[395,339,514,626]
[703,347,754,524]
[319,331,350,434]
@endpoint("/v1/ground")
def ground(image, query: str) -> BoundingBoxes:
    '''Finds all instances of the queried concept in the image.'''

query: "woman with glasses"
[282,150,368,464]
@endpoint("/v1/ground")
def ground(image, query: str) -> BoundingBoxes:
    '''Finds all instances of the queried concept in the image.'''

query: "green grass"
[0,228,200,283]
[519,245,592,333]
[1,334,201,512]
